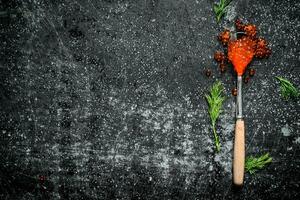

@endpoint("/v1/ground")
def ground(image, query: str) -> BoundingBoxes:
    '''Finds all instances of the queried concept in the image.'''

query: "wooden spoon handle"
[233,119,245,186]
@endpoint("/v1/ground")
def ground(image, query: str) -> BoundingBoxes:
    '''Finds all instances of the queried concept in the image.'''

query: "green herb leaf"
[213,5,220,15]
[213,0,231,23]
[245,153,272,174]
[276,76,299,100]
[205,81,225,152]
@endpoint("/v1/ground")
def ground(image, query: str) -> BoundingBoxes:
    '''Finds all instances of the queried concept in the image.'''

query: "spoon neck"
[237,76,243,119]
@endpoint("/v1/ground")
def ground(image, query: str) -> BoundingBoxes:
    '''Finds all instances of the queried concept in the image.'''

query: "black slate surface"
[0,0,299,199]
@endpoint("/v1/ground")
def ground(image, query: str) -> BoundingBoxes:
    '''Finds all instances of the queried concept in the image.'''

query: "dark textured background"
[0,0,299,199]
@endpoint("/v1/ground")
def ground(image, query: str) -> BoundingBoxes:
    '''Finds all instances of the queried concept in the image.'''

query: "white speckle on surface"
[183,124,192,133]
[213,140,233,173]
[212,107,235,173]
[155,149,170,178]
[182,139,193,156]
[225,3,237,21]
[141,109,151,118]
[214,154,220,162]
[163,120,173,131]
[294,137,300,144]
[153,121,161,130]
[281,124,292,137]
[26,148,31,155]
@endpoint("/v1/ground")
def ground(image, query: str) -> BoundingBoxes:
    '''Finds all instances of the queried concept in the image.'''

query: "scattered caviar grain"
[256,38,268,48]
[235,19,245,31]
[218,29,231,45]
[205,69,212,77]
[214,51,226,63]
[249,68,255,76]
[244,24,257,37]
[219,62,226,73]
[244,76,250,84]
[232,88,237,96]
[220,67,226,73]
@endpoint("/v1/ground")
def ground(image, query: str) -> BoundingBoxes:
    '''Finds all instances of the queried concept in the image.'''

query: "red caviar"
[218,29,231,45]
[232,88,237,96]
[212,19,271,76]
[228,37,256,76]
[214,51,226,62]
[249,68,256,76]
[244,24,257,37]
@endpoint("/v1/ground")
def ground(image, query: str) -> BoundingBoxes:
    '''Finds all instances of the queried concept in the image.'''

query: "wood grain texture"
[233,119,245,186]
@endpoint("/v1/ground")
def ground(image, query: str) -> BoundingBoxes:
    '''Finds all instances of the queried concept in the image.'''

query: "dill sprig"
[213,0,231,23]
[276,76,299,99]
[205,81,225,152]
[245,153,272,174]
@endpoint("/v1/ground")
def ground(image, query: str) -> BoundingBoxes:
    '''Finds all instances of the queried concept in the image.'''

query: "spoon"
[228,36,255,186]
